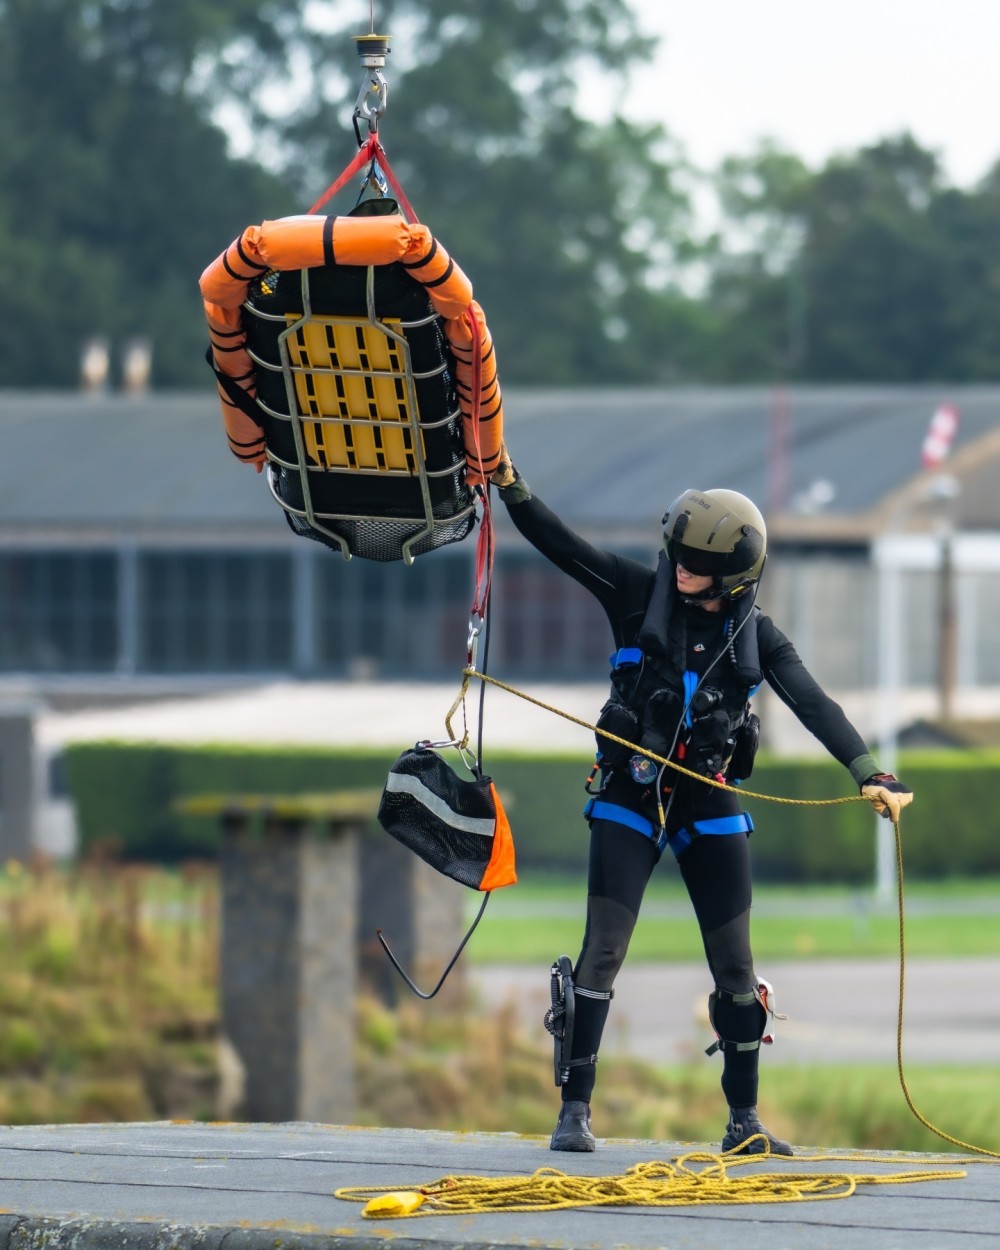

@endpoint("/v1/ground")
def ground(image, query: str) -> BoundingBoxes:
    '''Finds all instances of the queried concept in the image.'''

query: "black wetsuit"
[503,491,876,1108]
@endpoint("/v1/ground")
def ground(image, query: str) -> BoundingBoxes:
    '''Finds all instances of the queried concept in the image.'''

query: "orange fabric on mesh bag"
[478,783,517,891]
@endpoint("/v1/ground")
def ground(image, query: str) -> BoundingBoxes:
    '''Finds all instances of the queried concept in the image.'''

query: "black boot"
[550,1100,596,1152]
[721,1106,793,1156]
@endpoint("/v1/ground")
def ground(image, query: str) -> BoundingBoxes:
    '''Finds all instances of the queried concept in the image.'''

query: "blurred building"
[1,386,999,740]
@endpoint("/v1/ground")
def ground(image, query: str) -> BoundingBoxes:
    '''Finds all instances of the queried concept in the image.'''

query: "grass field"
[468,874,1000,963]
[606,1062,1000,1154]
[2,860,998,1152]
[357,995,1000,1153]
[0,859,219,1125]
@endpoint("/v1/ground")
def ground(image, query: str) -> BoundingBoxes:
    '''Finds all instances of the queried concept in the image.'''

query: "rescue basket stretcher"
[199,207,505,563]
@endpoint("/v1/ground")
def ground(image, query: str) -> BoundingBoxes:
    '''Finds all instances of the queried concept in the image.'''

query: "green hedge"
[64,741,994,883]
[63,742,399,862]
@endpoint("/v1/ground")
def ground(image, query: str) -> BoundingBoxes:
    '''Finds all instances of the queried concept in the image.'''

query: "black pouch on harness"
[594,698,639,769]
[727,712,760,783]
[377,744,516,891]
[637,687,682,764]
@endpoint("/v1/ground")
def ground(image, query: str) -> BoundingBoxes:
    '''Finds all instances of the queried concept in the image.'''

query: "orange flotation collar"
[199,213,504,486]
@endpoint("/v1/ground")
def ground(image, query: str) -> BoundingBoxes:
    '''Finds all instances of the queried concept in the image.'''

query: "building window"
[491,552,642,677]
[0,551,117,672]
[963,570,1000,684]
[765,554,876,689]
[138,552,294,672]
[314,551,472,677]
[902,570,938,685]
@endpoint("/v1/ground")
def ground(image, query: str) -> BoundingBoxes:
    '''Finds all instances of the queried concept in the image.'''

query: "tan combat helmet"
[661,488,767,600]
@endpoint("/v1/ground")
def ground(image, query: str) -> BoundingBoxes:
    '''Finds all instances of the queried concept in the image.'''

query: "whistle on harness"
[543,955,576,1086]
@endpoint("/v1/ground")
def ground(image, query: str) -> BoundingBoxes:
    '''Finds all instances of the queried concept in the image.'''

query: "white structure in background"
[872,402,962,901]
[873,466,962,901]
[121,338,153,394]
[79,337,110,392]
[0,700,77,863]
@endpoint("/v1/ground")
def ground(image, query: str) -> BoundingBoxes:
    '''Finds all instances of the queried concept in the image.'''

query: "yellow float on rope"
[362,1189,426,1217]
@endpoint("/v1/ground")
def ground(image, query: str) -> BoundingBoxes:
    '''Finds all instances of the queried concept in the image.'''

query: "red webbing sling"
[307,134,420,223]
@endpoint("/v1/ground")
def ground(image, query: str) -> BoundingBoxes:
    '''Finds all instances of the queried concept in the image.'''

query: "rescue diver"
[491,447,913,1156]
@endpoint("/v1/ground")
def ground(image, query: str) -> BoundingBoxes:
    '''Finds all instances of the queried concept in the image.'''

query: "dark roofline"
[1,385,998,537]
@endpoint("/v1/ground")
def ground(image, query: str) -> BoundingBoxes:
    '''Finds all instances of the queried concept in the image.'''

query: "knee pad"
[543,955,613,1087]
[705,978,785,1057]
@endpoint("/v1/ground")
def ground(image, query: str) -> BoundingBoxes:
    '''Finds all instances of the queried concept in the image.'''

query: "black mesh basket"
[243,251,475,562]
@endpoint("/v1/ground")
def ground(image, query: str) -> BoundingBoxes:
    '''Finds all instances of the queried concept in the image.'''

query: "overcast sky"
[615,1,999,187]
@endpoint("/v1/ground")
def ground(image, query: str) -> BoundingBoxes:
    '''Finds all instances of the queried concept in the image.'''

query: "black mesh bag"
[377,744,515,891]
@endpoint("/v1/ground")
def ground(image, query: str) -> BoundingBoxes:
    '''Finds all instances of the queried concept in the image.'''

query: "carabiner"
[584,760,605,795]
[466,613,483,669]
[358,158,389,200]
[416,737,478,775]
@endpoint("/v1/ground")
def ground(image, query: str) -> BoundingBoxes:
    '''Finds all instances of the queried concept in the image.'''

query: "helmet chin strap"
[680,583,725,605]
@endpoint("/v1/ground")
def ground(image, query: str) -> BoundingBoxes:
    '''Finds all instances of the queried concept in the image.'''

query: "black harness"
[596,553,763,784]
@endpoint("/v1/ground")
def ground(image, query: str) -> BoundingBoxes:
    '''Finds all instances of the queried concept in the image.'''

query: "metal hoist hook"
[352,33,390,141]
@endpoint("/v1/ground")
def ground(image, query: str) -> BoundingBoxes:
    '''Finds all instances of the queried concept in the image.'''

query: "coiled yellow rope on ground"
[446,667,1000,1163]
[336,1150,966,1218]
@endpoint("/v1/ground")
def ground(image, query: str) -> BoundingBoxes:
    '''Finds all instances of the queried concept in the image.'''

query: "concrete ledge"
[0,1217,380,1250]
[0,1121,993,1250]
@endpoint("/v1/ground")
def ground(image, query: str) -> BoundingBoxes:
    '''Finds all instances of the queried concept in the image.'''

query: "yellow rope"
[336,1150,966,1218]
[459,667,864,806]
[890,820,1000,1158]
[447,666,1000,1162]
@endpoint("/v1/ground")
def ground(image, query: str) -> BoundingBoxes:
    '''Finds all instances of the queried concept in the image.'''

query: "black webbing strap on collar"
[204,346,264,430]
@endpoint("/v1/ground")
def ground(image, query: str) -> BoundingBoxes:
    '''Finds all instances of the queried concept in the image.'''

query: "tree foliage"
[705,135,1000,382]
[0,0,296,387]
[277,0,697,383]
[1,0,999,388]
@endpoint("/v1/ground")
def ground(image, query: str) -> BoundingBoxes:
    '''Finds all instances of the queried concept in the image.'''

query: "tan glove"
[491,440,517,488]
[861,773,913,822]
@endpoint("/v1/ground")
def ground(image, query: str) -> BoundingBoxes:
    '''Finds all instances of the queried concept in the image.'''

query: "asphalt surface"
[0,1120,995,1250]
[1,955,994,1248]
[471,956,1000,1067]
